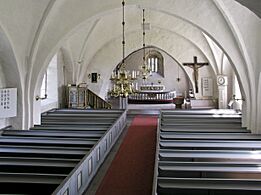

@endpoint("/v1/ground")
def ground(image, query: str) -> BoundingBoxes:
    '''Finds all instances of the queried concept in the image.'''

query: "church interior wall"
[222,55,235,102]
[213,0,261,131]
[257,73,261,131]
[0,0,260,130]
[0,62,7,129]
[82,23,220,100]
[123,47,190,96]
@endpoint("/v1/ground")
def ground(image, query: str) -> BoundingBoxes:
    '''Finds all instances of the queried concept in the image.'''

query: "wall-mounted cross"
[183,56,209,93]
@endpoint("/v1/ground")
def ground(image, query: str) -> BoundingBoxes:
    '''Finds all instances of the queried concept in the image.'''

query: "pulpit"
[173,96,184,109]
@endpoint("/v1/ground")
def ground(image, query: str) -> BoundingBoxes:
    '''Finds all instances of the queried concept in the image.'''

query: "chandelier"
[140,9,152,81]
[109,0,137,98]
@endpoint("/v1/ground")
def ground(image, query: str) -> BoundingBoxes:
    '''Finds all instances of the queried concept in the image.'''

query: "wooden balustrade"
[86,89,112,109]
[67,84,111,109]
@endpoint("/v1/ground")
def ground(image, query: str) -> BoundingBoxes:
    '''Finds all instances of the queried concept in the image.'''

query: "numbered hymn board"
[0,88,17,118]
[202,77,213,97]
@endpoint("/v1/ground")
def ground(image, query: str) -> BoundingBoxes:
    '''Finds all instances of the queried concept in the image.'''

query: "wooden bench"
[159,149,261,162]
[158,161,261,179]
[160,140,261,150]
[3,130,105,139]
[160,133,261,140]
[157,177,261,195]
[0,109,127,194]
[161,128,250,133]
[31,125,109,131]
[154,109,261,195]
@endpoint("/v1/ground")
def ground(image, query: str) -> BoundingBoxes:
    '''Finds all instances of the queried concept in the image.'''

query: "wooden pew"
[161,124,243,129]
[48,108,123,113]
[0,136,97,146]
[157,177,261,195]
[40,120,114,126]
[161,128,250,133]
[160,140,261,150]
[0,109,127,194]
[2,130,105,139]
[31,125,109,131]
[0,173,65,194]
[161,109,240,115]
[158,161,261,179]
[41,114,121,119]
[159,149,261,162]
[161,114,241,118]
[155,109,261,195]
[160,133,261,140]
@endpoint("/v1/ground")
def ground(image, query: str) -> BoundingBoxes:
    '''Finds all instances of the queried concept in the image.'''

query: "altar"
[128,84,176,104]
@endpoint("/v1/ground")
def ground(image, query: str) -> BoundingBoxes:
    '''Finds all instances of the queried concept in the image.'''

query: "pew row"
[51,109,127,195]
[153,109,261,195]
[0,109,127,195]
[157,178,261,195]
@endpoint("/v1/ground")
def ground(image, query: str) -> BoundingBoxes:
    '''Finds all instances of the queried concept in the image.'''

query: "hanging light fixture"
[109,0,137,98]
[176,66,181,82]
[140,8,152,81]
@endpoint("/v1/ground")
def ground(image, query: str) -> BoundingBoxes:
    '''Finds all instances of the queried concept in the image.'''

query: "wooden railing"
[128,91,176,104]
[86,89,112,109]
[67,84,111,109]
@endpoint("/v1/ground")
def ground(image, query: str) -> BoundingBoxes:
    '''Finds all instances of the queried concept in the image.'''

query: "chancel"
[0,0,261,195]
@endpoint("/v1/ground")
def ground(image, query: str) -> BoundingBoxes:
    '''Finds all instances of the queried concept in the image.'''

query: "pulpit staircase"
[86,89,112,109]
[67,84,111,109]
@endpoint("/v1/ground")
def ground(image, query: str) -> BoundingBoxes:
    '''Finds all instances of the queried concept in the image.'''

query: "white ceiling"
[235,0,261,18]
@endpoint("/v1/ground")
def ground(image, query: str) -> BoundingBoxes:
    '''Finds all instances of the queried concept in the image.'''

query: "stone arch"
[0,24,23,129]
[25,0,255,130]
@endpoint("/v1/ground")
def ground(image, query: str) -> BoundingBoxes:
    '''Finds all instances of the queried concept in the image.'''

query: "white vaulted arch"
[0,24,23,129]
[0,0,254,129]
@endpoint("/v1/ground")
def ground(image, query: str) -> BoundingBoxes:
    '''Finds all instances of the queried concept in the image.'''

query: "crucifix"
[183,56,209,93]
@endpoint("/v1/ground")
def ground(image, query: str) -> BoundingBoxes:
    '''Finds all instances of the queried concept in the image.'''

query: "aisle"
[95,116,158,195]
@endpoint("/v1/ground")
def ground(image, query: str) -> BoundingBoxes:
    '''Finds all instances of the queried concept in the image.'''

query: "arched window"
[40,71,47,98]
[40,54,58,112]
[146,50,164,77]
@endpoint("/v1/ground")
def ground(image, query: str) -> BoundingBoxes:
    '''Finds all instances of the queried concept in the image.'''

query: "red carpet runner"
[95,116,158,195]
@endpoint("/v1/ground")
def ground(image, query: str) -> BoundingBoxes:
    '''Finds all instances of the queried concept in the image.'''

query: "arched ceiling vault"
[28,0,252,100]
[0,0,256,128]
[71,8,218,82]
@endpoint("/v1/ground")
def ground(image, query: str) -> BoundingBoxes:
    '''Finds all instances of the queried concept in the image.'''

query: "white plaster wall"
[25,0,253,129]
[40,54,58,113]
[123,47,190,95]
[222,55,235,101]
[257,73,261,131]
[0,0,50,78]
[0,62,7,129]
[0,26,23,129]
[57,50,66,108]
[85,28,217,99]
[220,0,261,132]
[0,0,260,131]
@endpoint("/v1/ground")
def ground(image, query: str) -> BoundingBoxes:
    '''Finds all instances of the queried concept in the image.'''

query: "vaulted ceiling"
[235,0,261,18]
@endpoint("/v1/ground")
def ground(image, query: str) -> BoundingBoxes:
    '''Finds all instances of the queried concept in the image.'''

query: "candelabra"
[110,69,137,97]
[140,9,152,81]
[109,0,137,98]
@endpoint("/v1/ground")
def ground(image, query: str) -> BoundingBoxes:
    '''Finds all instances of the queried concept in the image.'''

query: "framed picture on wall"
[91,73,98,83]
